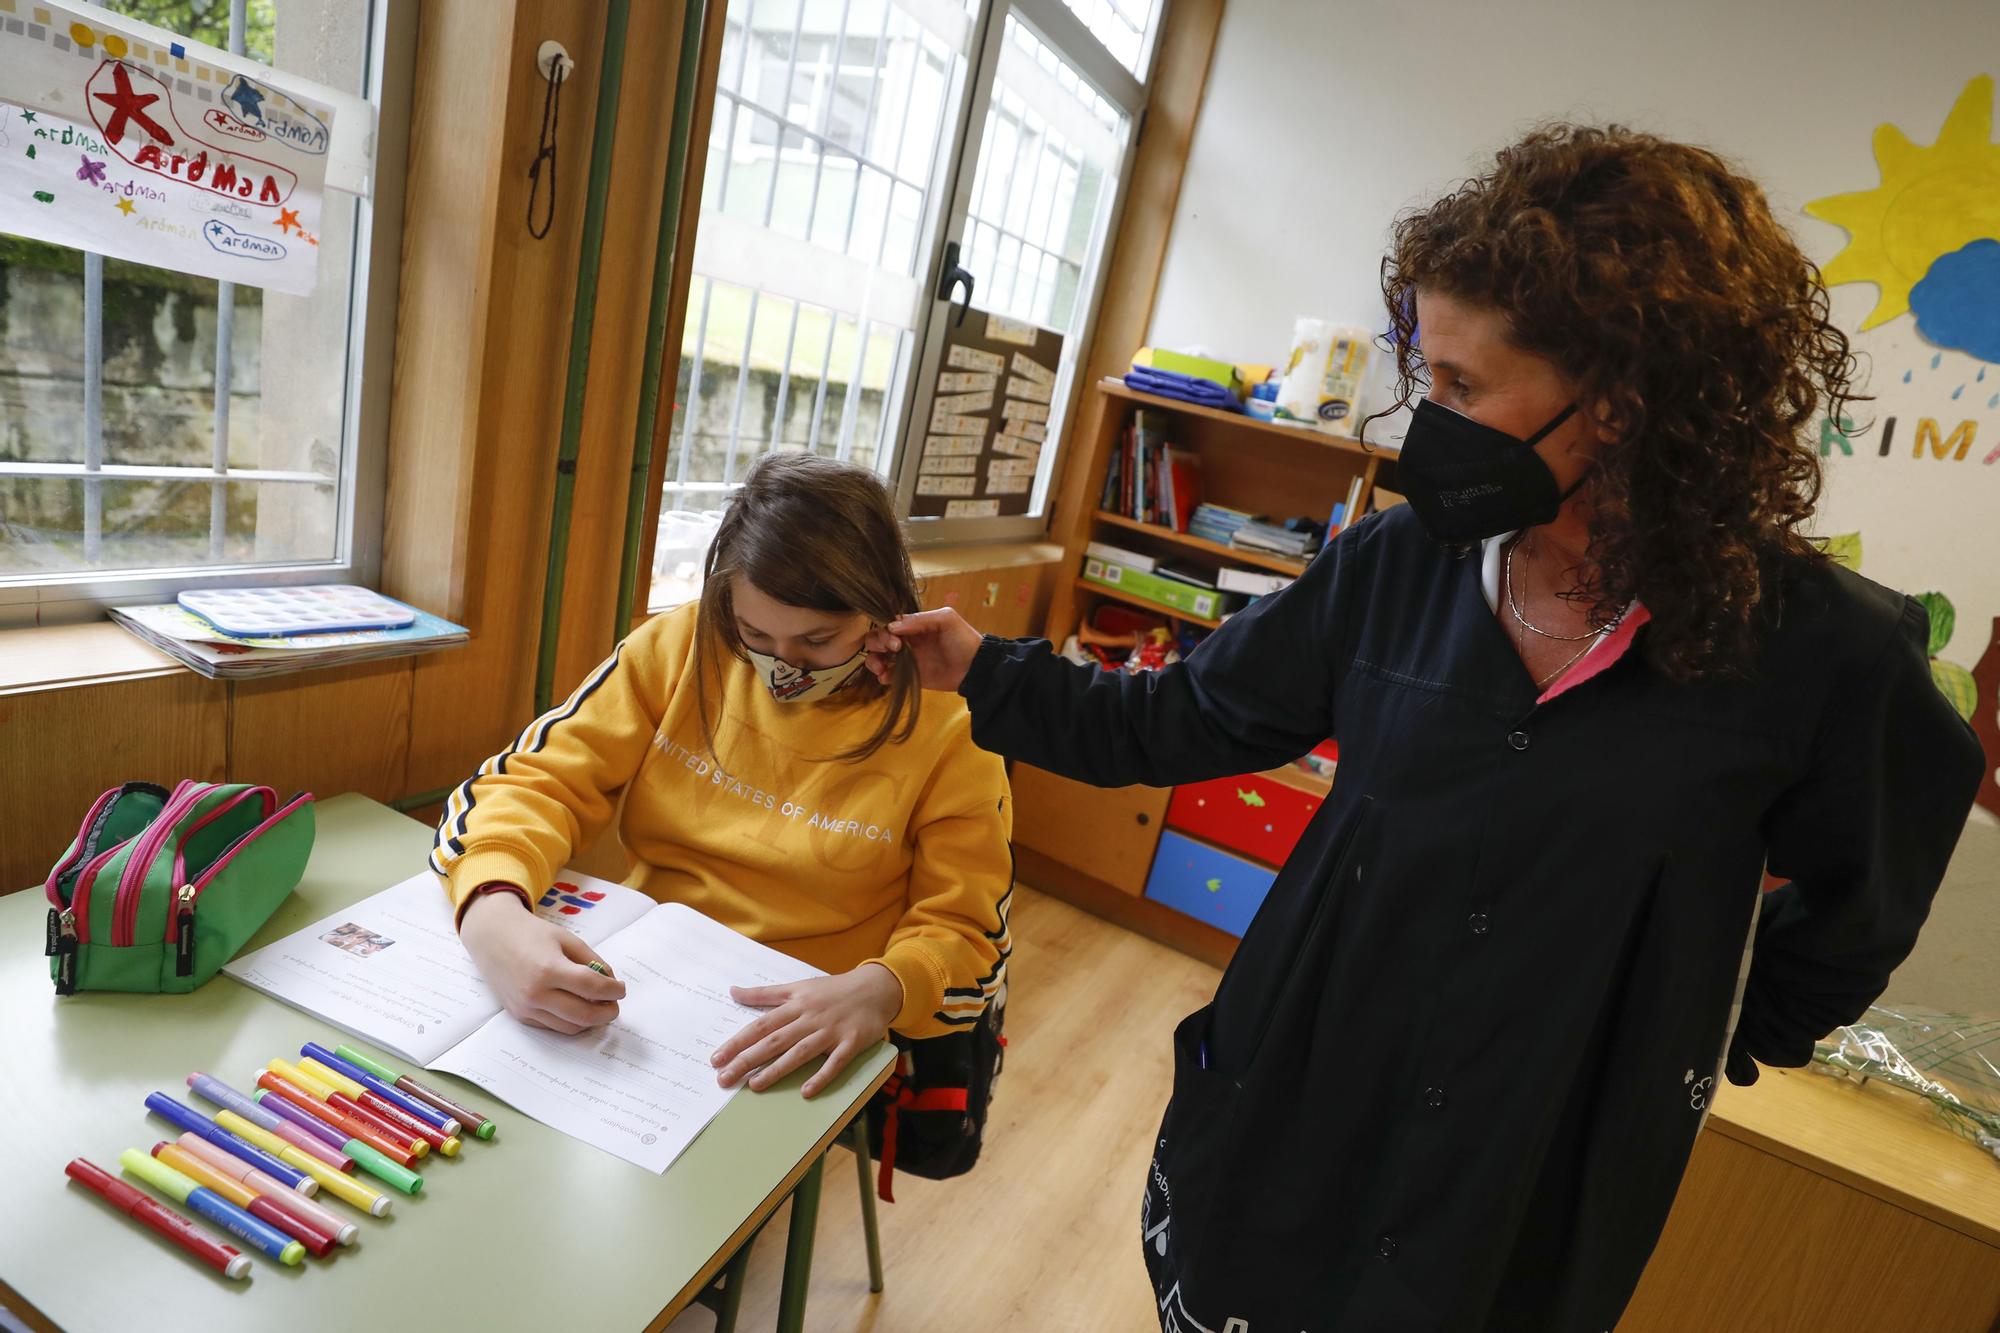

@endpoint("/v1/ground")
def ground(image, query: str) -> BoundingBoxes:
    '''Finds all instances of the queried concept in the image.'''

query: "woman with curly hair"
[874,123,1985,1330]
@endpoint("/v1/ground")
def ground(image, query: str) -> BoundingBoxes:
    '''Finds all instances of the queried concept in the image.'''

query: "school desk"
[0,794,894,1331]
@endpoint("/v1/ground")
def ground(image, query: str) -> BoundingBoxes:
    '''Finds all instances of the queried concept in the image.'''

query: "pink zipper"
[169,787,276,893]
[166,791,313,954]
[109,779,204,948]
[43,785,122,911]
[133,785,276,954]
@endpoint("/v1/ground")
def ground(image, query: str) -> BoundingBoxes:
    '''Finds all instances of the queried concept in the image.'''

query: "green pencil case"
[44,780,315,995]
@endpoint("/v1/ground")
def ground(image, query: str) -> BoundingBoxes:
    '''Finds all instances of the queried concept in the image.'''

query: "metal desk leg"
[711,1241,750,1333]
[776,1154,825,1333]
[848,1117,885,1293]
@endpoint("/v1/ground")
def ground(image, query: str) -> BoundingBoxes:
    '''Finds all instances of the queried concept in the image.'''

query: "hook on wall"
[527,41,575,240]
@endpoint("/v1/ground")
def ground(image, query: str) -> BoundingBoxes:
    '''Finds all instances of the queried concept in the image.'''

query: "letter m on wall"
[1914,418,1976,460]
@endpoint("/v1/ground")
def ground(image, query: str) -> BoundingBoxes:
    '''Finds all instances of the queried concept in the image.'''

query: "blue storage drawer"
[1143,830,1278,937]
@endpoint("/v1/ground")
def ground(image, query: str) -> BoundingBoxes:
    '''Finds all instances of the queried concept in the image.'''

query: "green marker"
[119,1148,306,1266]
[251,1090,424,1195]
[336,1044,498,1141]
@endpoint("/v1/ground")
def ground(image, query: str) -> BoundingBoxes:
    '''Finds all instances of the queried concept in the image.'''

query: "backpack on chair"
[863,982,1006,1202]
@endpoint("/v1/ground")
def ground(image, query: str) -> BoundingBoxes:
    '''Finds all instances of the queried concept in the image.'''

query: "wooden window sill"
[0,619,467,697]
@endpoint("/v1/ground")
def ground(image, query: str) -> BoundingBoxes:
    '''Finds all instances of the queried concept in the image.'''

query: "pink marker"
[176,1134,360,1246]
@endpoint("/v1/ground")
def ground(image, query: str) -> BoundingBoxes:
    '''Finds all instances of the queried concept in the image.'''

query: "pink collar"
[1537,603,1651,705]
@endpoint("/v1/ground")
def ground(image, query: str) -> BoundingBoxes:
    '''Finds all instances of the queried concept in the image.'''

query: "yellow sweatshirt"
[428,602,1012,1037]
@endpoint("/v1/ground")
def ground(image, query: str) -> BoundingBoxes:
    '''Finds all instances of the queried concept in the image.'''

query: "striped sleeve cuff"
[869,941,948,1035]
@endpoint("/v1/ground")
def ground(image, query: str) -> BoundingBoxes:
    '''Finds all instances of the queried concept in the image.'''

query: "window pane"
[913,12,1132,526]
[1057,0,1163,78]
[0,0,372,582]
[658,0,975,606]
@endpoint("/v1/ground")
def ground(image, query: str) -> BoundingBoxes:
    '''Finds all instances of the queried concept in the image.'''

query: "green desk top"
[0,795,893,1331]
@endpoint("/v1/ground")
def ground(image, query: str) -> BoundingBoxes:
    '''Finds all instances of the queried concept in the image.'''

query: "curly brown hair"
[1369,123,1863,680]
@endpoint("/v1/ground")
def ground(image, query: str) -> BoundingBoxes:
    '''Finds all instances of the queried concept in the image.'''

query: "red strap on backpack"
[872,1074,974,1202]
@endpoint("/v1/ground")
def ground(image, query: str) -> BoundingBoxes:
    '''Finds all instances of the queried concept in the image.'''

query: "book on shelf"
[1217,567,1295,597]
[1086,540,1158,573]
[1082,555,1228,621]
[1103,410,1202,532]
[1154,559,1220,592]
[1232,520,1316,556]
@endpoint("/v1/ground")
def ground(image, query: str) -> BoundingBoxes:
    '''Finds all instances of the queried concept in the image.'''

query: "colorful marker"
[143,1092,315,1195]
[268,1058,429,1159]
[212,1108,393,1216]
[119,1148,305,1266]
[65,1157,249,1280]
[301,1042,461,1137]
[152,1143,338,1257]
[257,1071,422,1169]
[187,1072,354,1173]
[252,1090,424,1196]
[300,1049,462,1154]
[335,1044,498,1140]
[174,1134,359,1246]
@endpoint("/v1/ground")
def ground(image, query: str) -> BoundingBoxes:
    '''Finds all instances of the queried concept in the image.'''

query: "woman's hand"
[865,609,984,692]
[713,963,902,1098]
[459,890,626,1034]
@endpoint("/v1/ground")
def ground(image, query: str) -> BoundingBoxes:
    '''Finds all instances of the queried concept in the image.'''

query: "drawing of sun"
[1806,75,2000,359]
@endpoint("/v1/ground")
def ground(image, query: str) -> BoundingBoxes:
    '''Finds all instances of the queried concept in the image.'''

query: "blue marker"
[301,1042,460,1136]
[119,1149,306,1266]
[143,1092,313,1195]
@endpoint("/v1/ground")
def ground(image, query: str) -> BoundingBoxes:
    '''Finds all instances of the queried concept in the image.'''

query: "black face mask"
[1396,398,1583,544]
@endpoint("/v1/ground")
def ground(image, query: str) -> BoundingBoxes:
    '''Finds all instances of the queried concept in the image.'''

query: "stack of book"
[111,598,468,680]
[1189,503,1254,546]
[1231,519,1318,559]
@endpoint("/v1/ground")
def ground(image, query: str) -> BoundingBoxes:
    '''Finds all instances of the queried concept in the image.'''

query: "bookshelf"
[1006,377,1393,966]
[1044,377,1395,648]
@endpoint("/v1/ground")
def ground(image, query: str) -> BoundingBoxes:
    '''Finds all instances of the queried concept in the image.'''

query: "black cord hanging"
[527,58,566,240]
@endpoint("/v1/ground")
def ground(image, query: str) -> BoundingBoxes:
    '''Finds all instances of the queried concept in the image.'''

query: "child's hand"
[459,890,626,1034]
[713,963,902,1098]
[865,609,984,691]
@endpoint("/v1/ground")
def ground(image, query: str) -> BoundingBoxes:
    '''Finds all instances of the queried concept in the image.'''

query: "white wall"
[1150,0,2000,675]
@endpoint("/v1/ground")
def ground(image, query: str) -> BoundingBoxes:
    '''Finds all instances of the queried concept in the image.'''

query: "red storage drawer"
[1166,768,1324,867]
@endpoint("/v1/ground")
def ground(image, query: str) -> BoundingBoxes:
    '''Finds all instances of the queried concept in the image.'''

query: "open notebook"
[223,871,823,1172]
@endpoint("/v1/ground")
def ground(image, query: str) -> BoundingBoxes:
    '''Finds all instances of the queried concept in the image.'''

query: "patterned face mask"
[743,643,870,703]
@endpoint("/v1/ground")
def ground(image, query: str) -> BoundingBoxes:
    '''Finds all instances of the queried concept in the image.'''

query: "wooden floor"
[665,884,1221,1332]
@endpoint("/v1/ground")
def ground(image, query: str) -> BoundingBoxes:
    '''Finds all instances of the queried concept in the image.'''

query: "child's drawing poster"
[0,0,334,294]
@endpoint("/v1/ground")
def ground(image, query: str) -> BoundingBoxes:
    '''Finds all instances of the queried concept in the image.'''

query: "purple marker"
[255,1085,356,1151]
[143,1092,314,1194]
[186,1073,352,1173]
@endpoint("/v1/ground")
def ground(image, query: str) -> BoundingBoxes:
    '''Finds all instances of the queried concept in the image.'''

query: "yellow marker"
[297,1056,368,1102]
[214,1110,391,1217]
[266,1057,338,1103]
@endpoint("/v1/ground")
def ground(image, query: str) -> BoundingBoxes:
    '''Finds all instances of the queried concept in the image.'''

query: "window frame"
[0,0,416,628]
[886,0,1156,544]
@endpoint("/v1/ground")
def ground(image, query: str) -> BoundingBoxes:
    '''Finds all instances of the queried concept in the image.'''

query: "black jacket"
[960,504,1984,1331]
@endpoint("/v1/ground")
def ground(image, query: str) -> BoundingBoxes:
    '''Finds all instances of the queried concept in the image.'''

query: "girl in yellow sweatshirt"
[433,454,1012,1098]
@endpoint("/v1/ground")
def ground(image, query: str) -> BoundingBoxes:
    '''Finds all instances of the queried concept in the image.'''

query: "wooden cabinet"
[1009,763,1171,897]
[1620,1066,2000,1329]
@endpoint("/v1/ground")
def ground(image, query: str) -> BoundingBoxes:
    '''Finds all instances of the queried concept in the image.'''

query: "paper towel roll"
[1275,317,1333,422]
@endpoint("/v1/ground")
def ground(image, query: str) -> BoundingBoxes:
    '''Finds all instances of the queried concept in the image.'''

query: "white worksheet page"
[428,903,826,1172]
[224,870,654,1066]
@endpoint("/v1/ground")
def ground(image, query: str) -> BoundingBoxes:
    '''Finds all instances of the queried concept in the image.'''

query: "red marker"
[257,1071,421,1168]
[64,1157,249,1280]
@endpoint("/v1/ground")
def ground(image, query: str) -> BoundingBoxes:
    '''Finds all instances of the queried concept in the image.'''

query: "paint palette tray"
[178,585,419,637]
